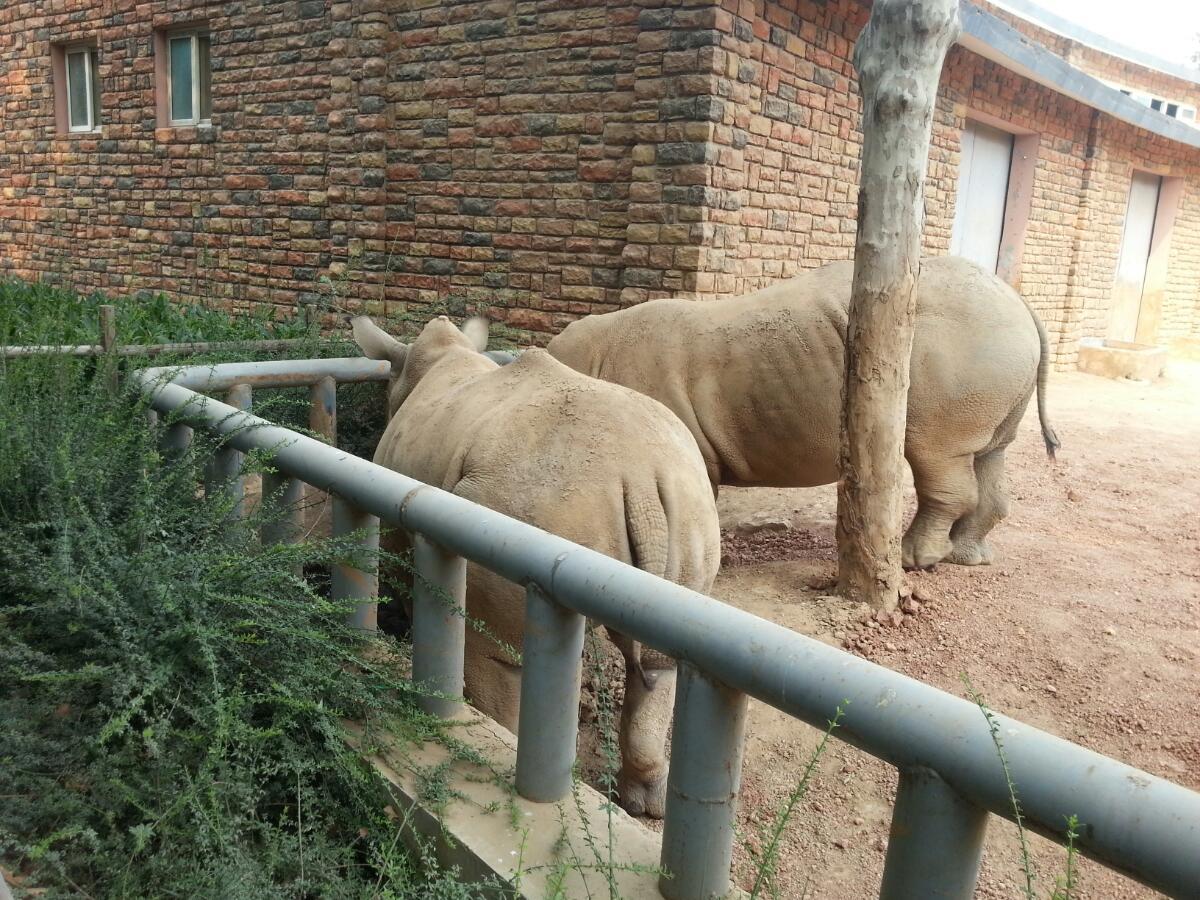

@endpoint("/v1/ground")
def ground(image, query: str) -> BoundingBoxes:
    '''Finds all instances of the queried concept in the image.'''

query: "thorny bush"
[0,283,489,898]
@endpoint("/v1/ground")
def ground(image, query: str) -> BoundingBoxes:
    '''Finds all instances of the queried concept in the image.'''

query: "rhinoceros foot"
[617,766,667,819]
[946,540,995,566]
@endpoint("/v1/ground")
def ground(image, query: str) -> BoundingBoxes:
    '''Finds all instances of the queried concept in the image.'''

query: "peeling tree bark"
[836,0,961,611]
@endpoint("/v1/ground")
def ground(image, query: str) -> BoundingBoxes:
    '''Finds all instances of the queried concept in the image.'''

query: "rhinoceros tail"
[1025,302,1061,460]
[618,482,672,690]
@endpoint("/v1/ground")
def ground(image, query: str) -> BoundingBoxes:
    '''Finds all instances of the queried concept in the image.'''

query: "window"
[63,46,100,132]
[166,32,211,125]
[1107,81,1197,126]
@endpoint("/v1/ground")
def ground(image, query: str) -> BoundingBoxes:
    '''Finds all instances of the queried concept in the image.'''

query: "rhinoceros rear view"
[547,255,1059,570]
[353,314,720,818]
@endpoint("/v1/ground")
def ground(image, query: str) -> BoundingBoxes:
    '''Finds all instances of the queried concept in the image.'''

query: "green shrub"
[0,280,309,345]
[0,282,485,899]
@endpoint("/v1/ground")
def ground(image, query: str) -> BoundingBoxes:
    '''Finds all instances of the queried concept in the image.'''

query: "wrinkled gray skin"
[352,314,721,818]
[547,256,1059,570]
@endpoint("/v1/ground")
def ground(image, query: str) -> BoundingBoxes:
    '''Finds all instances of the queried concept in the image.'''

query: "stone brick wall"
[0,0,339,312]
[696,0,867,295]
[677,0,1200,366]
[381,0,648,334]
[2,0,1199,365]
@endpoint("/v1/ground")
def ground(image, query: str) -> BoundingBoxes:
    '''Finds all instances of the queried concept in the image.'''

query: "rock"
[731,510,793,536]
[1103,625,1116,636]
[901,596,922,615]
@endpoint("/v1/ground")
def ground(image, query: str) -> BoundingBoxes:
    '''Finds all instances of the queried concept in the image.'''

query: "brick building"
[2,0,1199,368]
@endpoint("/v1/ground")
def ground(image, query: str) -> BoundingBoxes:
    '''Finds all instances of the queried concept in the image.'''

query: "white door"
[1107,171,1162,343]
[950,120,1015,273]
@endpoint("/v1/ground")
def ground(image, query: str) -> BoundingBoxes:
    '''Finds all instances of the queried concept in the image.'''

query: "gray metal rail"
[0,337,328,359]
[134,358,1200,900]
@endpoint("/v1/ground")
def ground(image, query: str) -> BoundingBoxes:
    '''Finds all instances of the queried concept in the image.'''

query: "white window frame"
[166,31,210,127]
[65,46,97,133]
[1105,80,1196,125]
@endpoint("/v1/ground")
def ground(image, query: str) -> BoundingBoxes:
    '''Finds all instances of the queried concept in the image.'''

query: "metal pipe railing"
[204,383,252,529]
[515,583,588,803]
[410,535,468,718]
[659,663,748,899]
[1,337,335,360]
[331,498,379,632]
[134,359,1200,900]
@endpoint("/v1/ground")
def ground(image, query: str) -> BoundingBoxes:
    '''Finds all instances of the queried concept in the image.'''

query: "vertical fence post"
[411,534,467,718]
[161,422,194,460]
[309,375,337,442]
[515,583,586,802]
[879,768,988,900]
[332,497,379,631]
[659,662,748,900]
[99,304,118,393]
[261,466,305,574]
[205,383,251,526]
[308,375,337,536]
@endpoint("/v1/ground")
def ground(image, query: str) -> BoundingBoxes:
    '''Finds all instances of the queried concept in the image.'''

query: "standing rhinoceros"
[546,256,1059,570]
[352,314,720,818]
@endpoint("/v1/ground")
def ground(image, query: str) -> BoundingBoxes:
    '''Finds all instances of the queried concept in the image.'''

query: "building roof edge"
[988,0,1200,87]
[960,2,1200,151]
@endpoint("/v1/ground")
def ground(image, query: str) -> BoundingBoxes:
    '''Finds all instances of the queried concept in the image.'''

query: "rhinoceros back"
[548,256,1047,489]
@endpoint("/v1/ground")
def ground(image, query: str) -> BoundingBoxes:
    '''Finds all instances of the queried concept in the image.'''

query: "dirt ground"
[587,361,1200,898]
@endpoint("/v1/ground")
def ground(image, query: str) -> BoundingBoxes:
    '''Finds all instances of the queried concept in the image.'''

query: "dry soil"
[586,361,1199,899]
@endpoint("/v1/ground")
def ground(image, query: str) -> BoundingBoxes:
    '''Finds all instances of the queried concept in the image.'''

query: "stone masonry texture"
[2,0,1199,368]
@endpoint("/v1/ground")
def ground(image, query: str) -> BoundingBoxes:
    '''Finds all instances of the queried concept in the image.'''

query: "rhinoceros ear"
[351,316,408,370]
[460,316,489,353]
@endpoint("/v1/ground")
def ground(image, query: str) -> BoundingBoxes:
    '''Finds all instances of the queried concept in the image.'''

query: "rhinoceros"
[546,256,1059,570]
[352,314,720,817]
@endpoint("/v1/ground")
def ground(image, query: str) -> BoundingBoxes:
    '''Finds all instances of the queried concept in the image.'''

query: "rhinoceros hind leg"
[463,639,523,734]
[947,448,1009,566]
[614,646,677,819]
[903,452,978,570]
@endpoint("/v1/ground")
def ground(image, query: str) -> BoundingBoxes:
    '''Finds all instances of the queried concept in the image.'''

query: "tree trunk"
[836,0,961,610]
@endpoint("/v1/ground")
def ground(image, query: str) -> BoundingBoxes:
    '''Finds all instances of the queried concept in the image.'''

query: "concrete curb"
[356,709,666,898]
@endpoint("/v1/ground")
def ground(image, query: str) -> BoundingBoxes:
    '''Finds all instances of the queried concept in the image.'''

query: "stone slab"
[1076,338,1167,382]
[352,710,666,898]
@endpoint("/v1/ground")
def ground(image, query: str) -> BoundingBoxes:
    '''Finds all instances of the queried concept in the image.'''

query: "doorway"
[950,119,1015,274]
[1107,171,1163,343]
